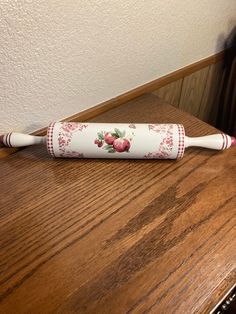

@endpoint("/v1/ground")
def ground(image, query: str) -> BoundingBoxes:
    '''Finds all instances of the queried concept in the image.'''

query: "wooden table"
[0,94,235,313]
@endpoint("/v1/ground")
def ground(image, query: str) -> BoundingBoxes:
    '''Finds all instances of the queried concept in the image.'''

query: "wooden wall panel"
[153,66,219,120]
[152,79,183,107]
[178,67,210,116]
[198,61,223,123]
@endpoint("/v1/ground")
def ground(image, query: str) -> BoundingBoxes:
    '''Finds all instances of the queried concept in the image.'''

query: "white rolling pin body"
[47,122,185,159]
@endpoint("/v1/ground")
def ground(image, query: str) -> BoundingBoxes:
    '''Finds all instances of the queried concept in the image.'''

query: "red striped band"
[5,134,9,147]
[5,133,12,147]
[47,122,55,157]
[8,132,12,148]
[221,133,226,150]
[225,134,228,149]
[177,124,185,159]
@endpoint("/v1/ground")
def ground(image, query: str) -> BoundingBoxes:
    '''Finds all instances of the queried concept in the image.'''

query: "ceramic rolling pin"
[1,122,235,159]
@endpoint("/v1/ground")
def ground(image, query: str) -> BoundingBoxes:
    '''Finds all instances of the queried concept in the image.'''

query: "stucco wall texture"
[1,0,236,133]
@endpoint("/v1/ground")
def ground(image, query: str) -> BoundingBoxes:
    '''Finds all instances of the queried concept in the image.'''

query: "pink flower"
[61,123,87,133]
[165,138,173,145]
[77,124,88,131]
[58,136,66,145]
[104,132,117,145]
[113,138,130,152]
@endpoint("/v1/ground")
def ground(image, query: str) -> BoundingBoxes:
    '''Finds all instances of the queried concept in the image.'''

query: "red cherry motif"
[113,138,130,152]
[94,139,103,147]
[123,139,130,151]
[104,132,117,145]
[95,129,132,152]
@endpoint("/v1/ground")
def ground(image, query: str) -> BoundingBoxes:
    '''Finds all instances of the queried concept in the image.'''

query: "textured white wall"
[1,0,236,133]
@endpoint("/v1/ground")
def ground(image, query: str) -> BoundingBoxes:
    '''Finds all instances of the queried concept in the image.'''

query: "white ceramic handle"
[1,133,46,147]
[185,134,234,150]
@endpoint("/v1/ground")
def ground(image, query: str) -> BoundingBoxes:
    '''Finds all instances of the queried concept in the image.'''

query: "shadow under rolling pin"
[1,122,236,159]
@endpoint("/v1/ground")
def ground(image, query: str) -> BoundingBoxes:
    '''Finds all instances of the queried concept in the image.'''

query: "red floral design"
[61,122,87,133]
[58,122,87,157]
[145,124,174,159]
[61,151,84,158]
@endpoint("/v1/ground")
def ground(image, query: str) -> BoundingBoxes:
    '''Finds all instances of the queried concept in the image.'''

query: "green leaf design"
[108,148,116,153]
[114,128,123,138]
[97,132,104,141]
[103,144,113,150]
[121,130,126,137]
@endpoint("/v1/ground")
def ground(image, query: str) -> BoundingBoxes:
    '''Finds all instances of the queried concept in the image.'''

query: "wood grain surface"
[198,61,223,123]
[152,79,183,107]
[0,94,235,314]
[179,67,210,116]
[152,60,224,124]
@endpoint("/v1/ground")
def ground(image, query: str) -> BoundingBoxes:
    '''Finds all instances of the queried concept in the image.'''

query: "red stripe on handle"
[6,133,10,147]
[221,134,225,150]
[225,134,228,149]
[8,132,13,148]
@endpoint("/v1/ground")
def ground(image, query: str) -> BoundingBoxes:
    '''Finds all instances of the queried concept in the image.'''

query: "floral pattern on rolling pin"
[58,122,87,157]
[145,124,174,159]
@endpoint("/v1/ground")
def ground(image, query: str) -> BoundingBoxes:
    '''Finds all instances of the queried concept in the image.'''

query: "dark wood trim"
[0,50,224,158]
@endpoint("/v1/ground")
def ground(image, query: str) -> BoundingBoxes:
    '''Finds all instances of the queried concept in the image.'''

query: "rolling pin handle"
[0,133,46,148]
